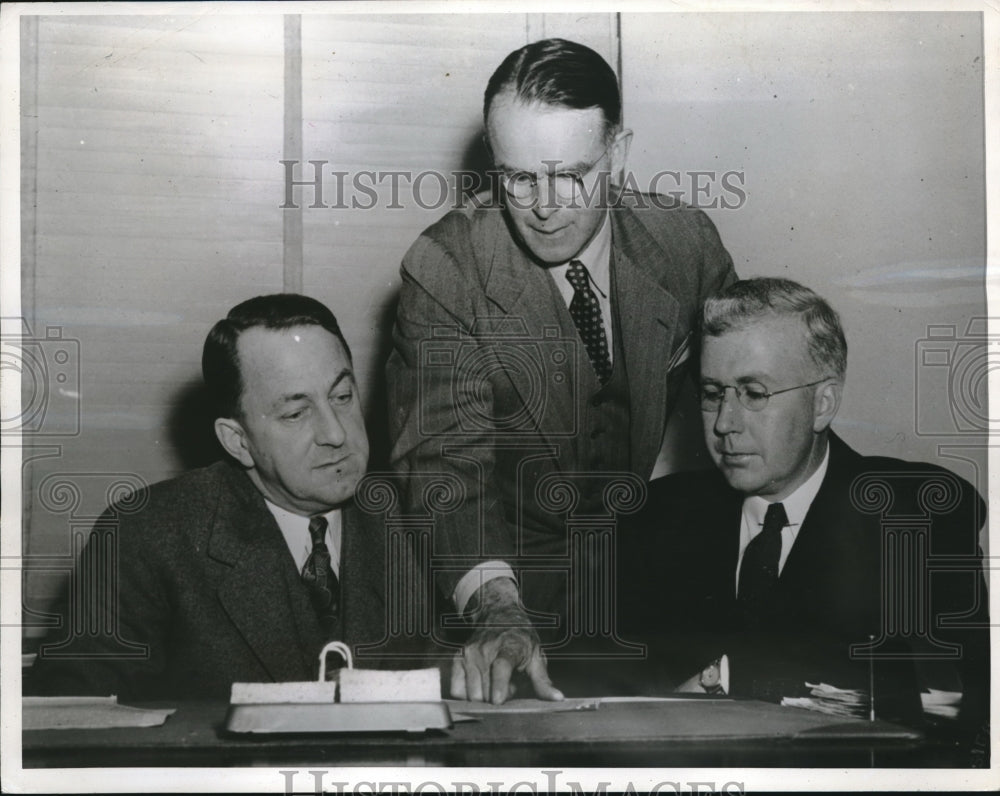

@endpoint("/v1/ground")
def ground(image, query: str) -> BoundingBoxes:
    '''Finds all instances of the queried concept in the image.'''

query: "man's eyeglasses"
[699,378,833,413]
[495,140,613,202]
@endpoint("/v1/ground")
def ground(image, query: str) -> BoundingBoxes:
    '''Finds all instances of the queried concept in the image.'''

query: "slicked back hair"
[483,38,622,141]
[699,277,847,379]
[202,293,351,420]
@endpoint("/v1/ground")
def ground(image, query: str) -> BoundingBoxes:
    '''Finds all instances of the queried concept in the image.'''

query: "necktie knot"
[566,260,590,290]
[762,502,788,536]
[308,515,328,547]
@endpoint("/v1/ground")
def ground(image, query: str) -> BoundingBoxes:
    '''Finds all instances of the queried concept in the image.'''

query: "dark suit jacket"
[621,434,989,730]
[386,192,735,604]
[28,461,424,701]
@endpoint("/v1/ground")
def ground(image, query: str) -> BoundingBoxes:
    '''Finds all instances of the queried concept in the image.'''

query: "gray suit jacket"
[29,461,418,700]
[386,193,735,602]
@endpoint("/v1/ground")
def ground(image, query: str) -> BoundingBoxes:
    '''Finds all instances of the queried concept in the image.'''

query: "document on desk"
[23,696,175,731]
[446,697,601,715]
[446,695,714,717]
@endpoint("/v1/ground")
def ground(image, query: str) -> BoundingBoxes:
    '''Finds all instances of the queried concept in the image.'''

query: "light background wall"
[623,13,987,487]
[19,10,987,622]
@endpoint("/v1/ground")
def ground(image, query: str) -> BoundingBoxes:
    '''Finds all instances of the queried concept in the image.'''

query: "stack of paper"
[781,682,869,719]
[230,681,337,704]
[339,667,440,703]
[230,667,441,706]
[920,688,961,719]
[23,696,175,730]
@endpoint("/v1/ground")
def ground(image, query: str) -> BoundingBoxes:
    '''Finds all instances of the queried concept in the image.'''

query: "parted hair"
[483,38,622,139]
[203,293,351,420]
[699,277,847,379]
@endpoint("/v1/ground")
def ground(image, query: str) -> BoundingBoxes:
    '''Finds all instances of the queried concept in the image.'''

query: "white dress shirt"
[734,445,831,597]
[264,499,343,577]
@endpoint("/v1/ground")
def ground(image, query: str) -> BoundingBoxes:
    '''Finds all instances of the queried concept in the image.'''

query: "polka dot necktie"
[737,502,788,622]
[301,515,340,638]
[566,260,612,384]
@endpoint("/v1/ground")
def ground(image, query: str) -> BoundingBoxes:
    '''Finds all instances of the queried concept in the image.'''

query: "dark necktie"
[737,502,788,616]
[301,515,340,637]
[566,260,612,384]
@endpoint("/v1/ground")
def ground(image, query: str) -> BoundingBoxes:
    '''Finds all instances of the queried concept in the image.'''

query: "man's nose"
[713,388,744,436]
[531,177,559,220]
[314,405,347,446]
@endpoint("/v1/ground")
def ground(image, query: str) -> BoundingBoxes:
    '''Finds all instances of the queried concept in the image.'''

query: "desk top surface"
[22,697,954,769]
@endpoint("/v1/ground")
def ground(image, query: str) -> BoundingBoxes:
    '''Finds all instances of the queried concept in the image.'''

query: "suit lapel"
[611,207,683,473]
[778,434,863,583]
[713,484,744,606]
[339,502,386,646]
[481,213,549,319]
[481,217,579,462]
[206,466,316,682]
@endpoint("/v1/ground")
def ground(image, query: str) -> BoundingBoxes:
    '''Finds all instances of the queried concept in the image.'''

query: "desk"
[22,698,977,769]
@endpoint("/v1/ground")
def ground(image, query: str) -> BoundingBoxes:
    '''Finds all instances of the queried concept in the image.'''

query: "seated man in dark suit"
[623,277,988,734]
[29,294,421,700]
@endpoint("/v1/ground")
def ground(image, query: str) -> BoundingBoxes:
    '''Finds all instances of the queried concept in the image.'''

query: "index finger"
[449,650,468,700]
[490,655,515,704]
[525,648,564,702]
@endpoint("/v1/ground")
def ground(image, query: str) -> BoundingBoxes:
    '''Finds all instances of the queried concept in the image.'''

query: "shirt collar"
[742,442,831,530]
[263,499,341,571]
[263,499,327,530]
[569,211,612,291]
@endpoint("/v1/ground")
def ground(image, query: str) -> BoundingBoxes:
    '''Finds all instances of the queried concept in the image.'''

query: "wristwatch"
[699,658,726,695]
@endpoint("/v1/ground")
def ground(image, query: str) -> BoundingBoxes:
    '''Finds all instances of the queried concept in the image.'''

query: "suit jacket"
[386,192,735,606]
[28,460,422,701]
[621,434,990,730]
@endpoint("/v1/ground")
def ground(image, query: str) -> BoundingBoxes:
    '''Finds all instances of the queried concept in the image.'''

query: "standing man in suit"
[30,294,413,700]
[387,38,735,703]
[626,278,988,734]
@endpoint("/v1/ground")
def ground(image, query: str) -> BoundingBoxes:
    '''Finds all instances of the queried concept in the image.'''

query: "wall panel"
[23,15,285,619]
[622,12,987,493]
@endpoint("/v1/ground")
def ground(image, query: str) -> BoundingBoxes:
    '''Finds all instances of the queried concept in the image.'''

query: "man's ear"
[214,417,254,469]
[812,378,843,432]
[610,128,633,183]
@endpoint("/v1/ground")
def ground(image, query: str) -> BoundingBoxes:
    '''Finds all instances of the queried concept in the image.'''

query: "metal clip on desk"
[224,641,451,735]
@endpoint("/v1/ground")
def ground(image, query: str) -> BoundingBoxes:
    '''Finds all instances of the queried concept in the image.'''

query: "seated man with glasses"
[386,38,735,703]
[620,277,989,739]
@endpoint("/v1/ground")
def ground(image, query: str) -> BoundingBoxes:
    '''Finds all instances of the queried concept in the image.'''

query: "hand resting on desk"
[450,578,564,705]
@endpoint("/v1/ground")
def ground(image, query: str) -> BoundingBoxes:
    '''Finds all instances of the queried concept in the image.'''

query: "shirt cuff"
[452,561,517,616]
